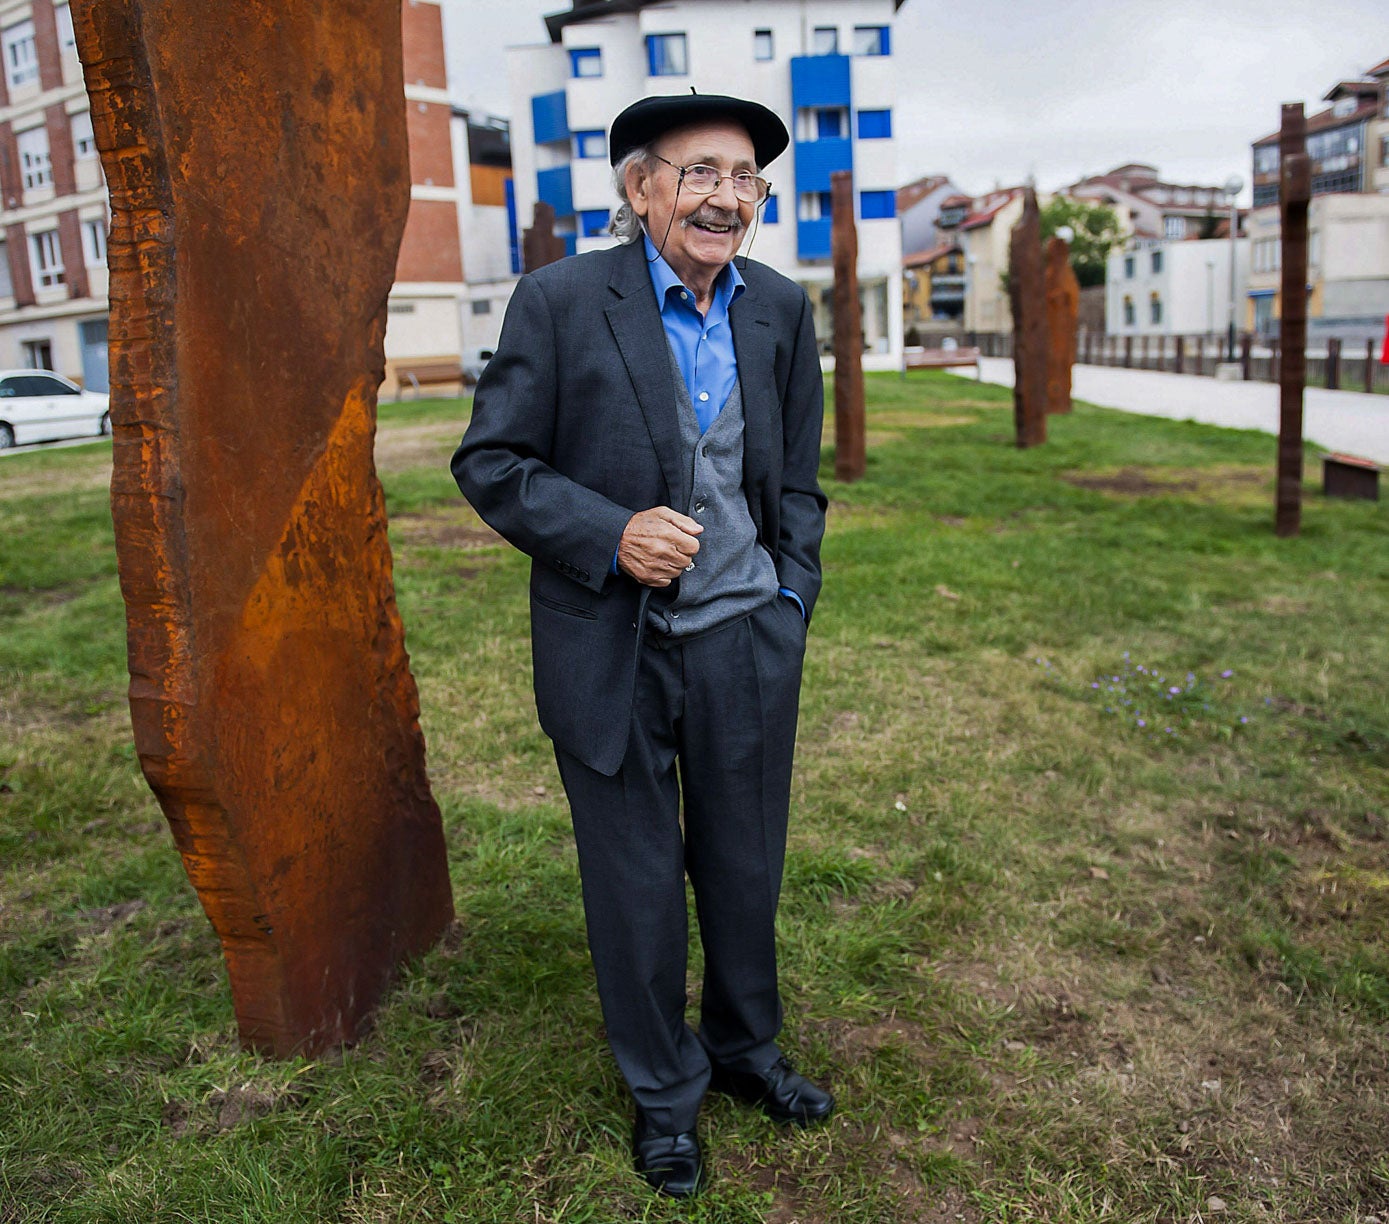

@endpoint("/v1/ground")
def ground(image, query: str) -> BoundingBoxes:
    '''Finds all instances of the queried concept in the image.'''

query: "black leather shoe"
[632,1112,704,1198]
[709,1055,835,1126]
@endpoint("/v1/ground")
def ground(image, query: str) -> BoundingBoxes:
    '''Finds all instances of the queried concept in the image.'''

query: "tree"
[1039,197,1123,287]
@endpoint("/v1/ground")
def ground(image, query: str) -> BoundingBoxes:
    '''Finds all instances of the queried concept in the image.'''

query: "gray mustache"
[682,206,745,231]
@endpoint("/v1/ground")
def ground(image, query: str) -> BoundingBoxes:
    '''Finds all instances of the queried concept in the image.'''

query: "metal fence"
[970,332,1389,395]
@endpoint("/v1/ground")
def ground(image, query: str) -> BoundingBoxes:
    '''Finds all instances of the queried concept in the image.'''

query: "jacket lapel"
[605,241,686,509]
[730,286,775,531]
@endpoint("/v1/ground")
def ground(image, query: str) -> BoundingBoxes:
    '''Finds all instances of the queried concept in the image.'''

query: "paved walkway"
[961,357,1389,466]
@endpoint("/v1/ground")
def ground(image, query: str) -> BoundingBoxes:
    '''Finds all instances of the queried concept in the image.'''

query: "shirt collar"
[642,232,745,315]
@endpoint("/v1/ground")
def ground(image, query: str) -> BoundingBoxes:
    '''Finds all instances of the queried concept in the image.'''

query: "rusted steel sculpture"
[1276,103,1310,539]
[523,200,568,272]
[831,170,865,482]
[72,0,454,1056]
[1008,187,1047,447]
[1043,236,1079,414]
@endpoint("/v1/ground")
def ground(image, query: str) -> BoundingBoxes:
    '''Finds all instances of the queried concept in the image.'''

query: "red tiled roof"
[1252,95,1380,146]
[903,242,955,268]
[1322,78,1382,102]
[939,193,972,208]
[960,190,1023,230]
[897,175,950,210]
[1367,56,1389,78]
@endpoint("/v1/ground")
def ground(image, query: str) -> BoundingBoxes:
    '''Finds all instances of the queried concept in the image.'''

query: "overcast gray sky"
[442,0,1387,201]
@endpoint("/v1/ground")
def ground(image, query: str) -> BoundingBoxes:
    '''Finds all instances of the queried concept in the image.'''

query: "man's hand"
[618,507,703,587]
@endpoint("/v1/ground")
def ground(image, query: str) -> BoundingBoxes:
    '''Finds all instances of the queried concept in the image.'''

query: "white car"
[0,369,110,449]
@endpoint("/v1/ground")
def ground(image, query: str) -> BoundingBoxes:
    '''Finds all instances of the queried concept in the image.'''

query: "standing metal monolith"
[831,169,865,482]
[1008,187,1047,447]
[71,0,455,1056]
[523,200,568,272]
[1043,236,1079,414]
[1276,103,1310,538]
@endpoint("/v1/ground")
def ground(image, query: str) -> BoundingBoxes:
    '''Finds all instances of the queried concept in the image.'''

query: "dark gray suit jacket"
[451,237,826,776]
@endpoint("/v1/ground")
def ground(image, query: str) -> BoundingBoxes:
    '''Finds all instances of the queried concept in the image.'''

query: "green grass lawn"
[2,373,1386,1223]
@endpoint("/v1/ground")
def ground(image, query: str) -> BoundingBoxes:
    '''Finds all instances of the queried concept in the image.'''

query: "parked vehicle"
[0,370,110,449]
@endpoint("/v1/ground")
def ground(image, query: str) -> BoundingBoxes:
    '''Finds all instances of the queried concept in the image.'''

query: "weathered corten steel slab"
[831,169,865,483]
[1008,187,1047,448]
[1276,102,1310,539]
[1044,236,1079,415]
[71,0,454,1056]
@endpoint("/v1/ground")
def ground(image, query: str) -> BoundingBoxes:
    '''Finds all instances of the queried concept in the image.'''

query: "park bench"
[394,361,467,401]
[902,345,981,379]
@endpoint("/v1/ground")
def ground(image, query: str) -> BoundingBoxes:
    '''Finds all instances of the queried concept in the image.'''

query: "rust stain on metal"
[71,0,454,1056]
[1008,187,1047,447]
[1043,236,1079,415]
[1276,102,1310,539]
[831,169,865,482]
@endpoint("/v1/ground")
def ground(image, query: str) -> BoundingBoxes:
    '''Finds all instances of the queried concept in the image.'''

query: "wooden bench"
[902,345,981,379]
[393,361,467,401]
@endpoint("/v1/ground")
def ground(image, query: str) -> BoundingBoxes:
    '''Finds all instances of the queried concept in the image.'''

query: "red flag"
[1382,313,1389,365]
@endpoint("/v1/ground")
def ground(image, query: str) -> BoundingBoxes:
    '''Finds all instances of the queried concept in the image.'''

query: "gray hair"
[610,144,658,243]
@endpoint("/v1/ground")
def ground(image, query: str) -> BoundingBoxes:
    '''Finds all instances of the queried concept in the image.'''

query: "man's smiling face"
[629,120,757,292]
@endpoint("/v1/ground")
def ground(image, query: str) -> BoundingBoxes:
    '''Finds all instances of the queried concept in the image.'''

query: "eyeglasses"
[653,154,771,203]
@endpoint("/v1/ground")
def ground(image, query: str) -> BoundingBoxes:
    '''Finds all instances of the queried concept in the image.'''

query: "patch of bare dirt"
[389,504,503,551]
[372,420,464,473]
[1061,464,1268,500]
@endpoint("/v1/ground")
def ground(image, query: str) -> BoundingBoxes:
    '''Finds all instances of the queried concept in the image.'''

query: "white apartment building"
[0,0,110,390]
[1105,236,1249,339]
[506,0,905,367]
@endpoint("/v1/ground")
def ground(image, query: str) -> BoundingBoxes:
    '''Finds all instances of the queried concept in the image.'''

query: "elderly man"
[451,92,829,1198]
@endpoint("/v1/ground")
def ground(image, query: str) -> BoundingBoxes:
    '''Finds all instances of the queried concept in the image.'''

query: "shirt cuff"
[778,586,806,621]
[612,546,620,576]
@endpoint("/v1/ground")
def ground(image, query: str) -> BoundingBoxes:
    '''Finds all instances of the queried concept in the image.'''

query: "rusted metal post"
[70,0,455,1056]
[1367,339,1376,394]
[1123,335,1132,368]
[830,170,865,482]
[1175,334,1185,374]
[522,200,567,272]
[1240,333,1252,380]
[1043,236,1078,414]
[1007,186,1047,447]
[1276,102,1310,538]
[1326,337,1341,391]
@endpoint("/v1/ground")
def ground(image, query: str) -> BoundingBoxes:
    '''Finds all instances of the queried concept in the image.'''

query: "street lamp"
[1224,174,1243,361]
[965,252,978,340]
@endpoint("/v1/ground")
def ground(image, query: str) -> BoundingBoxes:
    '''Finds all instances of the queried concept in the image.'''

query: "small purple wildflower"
[1239,716,1248,724]
[1091,682,1100,689]
[1137,718,1146,728]
[1169,686,1182,695]
[1220,670,1233,679]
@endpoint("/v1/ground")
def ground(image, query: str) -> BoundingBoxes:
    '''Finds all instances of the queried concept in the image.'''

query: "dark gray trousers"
[554,594,807,1134]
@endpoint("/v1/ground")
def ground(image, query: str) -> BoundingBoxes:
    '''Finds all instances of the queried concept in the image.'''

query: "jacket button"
[579,570,590,582]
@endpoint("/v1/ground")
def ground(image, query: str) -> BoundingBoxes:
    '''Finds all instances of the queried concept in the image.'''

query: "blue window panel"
[505,177,520,275]
[646,33,688,76]
[819,191,833,216]
[573,129,606,159]
[852,25,889,56]
[816,108,845,139]
[762,193,779,224]
[563,233,578,257]
[859,190,896,219]
[797,218,831,260]
[531,90,569,145]
[569,47,602,77]
[793,136,852,194]
[537,165,574,218]
[579,208,610,237]
[790,54,851,109]
[857,109,891,139]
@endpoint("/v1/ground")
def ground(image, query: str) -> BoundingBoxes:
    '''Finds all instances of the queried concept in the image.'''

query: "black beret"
[608,92,790,168]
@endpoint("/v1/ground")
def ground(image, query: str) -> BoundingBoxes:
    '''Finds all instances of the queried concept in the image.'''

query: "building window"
[30,230,64,287]
[22,338,53,369]
[1164,215,1185,239]
[1253,237,1280,273]
[573,129,606,160]
[17,127,52,191]
[55,4,76,56]
[71,110,97,159]
[3,20,37,90]
[859,190,896,220]
[1150,293,1162,325]
[568,47,601,78]
[1123,254,1134,279]
[1380,133,1388,168]
[1151,249,1163,274]
[857,109,891,139]
[753,29,773,61]
[1309,230,1321,268]
[579,208,610,237]
[470,299,491,315]
[815,107,847,140]
[646,33,687,77]
[83,217,106,265]
[762,193,779,224]
[798,191,832,221]
[852,25,889,56]
[0,242,10,297]
[1122,296,1135,326]
[811,26,838,55]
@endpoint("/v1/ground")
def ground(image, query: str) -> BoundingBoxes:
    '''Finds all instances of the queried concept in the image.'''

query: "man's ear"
[626,161,651,218]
